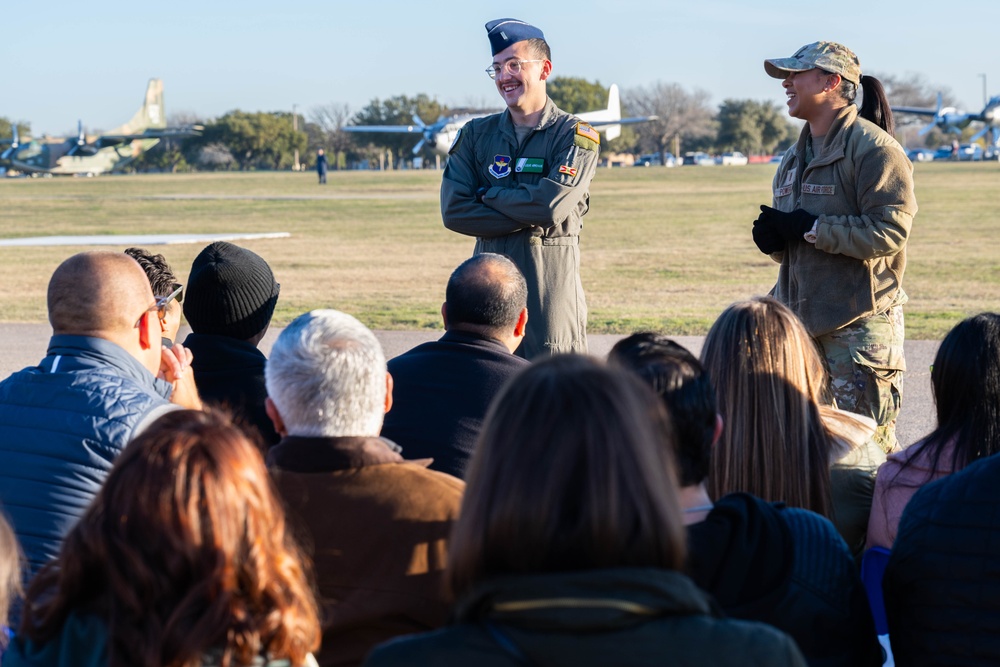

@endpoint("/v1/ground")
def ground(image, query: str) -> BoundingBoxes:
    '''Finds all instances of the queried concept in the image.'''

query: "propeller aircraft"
[0,79,202,176]
[344,84,655,156]
[893,92,1000,145]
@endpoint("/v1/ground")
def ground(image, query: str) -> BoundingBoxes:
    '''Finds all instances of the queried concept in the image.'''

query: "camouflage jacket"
[769,105,916,336]
[440,97,600,240]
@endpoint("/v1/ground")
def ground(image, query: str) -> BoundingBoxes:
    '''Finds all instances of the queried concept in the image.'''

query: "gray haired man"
[264,309,464,667]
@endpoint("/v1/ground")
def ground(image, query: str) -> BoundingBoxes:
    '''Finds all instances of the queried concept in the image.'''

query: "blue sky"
[3,0,994,136]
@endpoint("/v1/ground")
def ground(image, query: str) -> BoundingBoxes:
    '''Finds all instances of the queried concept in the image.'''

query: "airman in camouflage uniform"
[755,42,916,452]
[440,19,599,359]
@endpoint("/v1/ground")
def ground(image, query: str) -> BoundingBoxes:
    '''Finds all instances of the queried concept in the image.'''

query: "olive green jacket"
[770,105,917,336]
[440,98,599,358]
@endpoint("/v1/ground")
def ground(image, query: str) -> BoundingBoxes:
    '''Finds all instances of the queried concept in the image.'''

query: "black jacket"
[381,330,528,478]
[363,568,806,666]
[884,454,1000,666]
[183,333,279,448]
[687,493,881,667]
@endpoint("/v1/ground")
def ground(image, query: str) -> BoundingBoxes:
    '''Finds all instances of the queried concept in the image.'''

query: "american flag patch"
[575,122,600,143]
[558,165,578,177]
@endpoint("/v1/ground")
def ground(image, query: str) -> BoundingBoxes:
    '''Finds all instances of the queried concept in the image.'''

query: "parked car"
[958,144,984,161]
[933,146,955,160]
[717,151,749,166]
[682,151,714,166]
[906,148,936,163]
[634,153,678,167]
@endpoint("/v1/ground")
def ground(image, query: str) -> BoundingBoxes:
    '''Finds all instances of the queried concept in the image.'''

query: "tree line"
[0,73,959,173]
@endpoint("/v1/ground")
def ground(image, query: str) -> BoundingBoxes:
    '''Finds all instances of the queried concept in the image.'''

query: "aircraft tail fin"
[107,79,167,136]
[576,84,623,141]
[0,125,18,160]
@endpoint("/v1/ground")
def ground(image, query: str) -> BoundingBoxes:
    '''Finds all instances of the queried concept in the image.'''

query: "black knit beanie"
[183,242,280,340]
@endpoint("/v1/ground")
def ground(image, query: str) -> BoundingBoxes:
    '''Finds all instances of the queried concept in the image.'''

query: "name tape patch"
[802,183,835,195]
[515,157,545,173]
[774,185,793,197]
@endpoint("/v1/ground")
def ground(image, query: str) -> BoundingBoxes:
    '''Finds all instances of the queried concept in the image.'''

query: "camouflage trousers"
[816,306,906,454]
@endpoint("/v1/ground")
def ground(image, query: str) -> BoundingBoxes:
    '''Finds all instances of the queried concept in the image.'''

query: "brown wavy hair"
[19,409,320,667]
[448,355,687,599]
[0,509,22,648]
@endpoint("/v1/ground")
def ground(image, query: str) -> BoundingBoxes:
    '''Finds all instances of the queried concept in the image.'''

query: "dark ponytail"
[859,74,894,136]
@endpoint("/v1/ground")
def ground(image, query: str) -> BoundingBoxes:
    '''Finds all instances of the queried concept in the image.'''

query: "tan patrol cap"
[764,41,862,85]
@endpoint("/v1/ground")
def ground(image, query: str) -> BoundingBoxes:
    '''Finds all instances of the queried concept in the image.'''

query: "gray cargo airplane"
[344,84,655,156]
[893,92,1000,144]
[0,79,201,176]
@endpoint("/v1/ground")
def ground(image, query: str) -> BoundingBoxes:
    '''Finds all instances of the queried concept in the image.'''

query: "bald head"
[48,252,156,336]
[445,253,527,337]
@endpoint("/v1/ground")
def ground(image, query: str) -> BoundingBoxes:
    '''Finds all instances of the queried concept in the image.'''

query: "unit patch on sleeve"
[558,165,578,177]
[448,128,462,155]
[515,157,545,173]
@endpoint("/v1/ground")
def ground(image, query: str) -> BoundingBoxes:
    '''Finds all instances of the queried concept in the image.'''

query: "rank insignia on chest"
[489,154,512,179]
[515,157,545,173]
[558,165,578,177]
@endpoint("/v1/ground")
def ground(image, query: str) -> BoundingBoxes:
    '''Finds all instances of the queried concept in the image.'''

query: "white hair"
[265,309,386,437]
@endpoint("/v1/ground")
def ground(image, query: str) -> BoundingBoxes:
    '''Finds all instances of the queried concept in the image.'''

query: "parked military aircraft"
[0,79,201,176]
[893,92,1000,144]
[344,84,655,156]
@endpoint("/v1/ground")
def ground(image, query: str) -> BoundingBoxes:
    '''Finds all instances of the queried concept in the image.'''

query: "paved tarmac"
[0,323,939,449]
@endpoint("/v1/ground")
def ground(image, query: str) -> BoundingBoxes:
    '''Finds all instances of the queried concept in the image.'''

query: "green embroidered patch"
[515,157,544,173]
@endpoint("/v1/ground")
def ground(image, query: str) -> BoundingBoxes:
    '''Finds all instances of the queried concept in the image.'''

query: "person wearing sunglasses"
[124,247,184,347]
[441,18,600,360]
[0,252,202,597]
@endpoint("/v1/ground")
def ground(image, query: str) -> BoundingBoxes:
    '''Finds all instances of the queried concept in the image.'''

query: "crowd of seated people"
[0,244,998,666]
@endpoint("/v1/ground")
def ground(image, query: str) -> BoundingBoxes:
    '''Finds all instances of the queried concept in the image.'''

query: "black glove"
[759,205,816,242]
[475,186,488,203]
[752,215,785,254]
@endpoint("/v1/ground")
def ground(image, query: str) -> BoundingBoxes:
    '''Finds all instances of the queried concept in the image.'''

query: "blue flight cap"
[485,18,545,56]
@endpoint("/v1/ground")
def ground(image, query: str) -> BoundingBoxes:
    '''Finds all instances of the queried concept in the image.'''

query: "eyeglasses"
[485,59,545,80]
[159,284,183,310]
[134,284,184,328]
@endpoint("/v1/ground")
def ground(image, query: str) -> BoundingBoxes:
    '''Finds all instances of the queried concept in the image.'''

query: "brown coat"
[267,435,465,667]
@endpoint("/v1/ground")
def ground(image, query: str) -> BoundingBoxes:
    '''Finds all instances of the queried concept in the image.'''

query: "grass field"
[1,162,997,339]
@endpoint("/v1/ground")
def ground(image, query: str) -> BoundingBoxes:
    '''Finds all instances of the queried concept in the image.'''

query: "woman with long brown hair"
[6,409,321,667]
[701,296,885,557]
[364,355,806,667]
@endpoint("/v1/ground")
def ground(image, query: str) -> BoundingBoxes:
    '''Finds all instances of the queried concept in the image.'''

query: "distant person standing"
[751,41,917,453]
[316,148,328,184]
[440,18,600,359]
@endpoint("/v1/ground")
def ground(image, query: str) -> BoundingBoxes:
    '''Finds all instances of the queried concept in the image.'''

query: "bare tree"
[624,82,717,159]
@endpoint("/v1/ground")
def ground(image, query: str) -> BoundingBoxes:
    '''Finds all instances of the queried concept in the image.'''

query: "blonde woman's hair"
[701,296,833,516]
